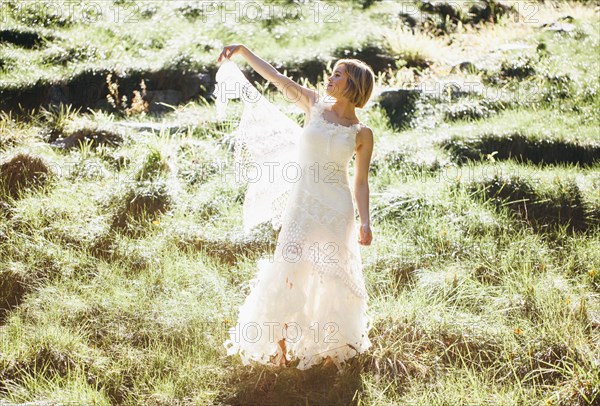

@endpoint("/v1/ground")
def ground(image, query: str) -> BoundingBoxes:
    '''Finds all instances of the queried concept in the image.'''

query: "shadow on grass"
[216,356,366,406]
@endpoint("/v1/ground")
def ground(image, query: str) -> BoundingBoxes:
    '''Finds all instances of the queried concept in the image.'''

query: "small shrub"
[377,89,423,130]
[419,0,466,35]
[165,51,202,74]
[419,1,465,23]
[140,4,158,18]
[87,228,117,260]
[135,148,170,182]
[0,111,23,151]
[0,53,16,72]
[177,141,227,186]
[43,42,105,66]
[467,0,516,24]
[332,41,400,74]
[106,74,149,117]
[511,341,582,387]
[366,254,420,295]
[8,2,72,27]
[175,227,276,266]
[176,4,205,20]
[539,72,574,102]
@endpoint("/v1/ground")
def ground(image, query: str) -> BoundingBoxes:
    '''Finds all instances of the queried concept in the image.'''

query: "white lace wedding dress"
[215,60,373,371]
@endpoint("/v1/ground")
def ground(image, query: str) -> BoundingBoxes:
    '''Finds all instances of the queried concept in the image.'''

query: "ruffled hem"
[223,256,373,371]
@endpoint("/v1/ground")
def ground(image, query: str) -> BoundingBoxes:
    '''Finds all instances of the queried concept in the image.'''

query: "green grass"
[0,0,599,404]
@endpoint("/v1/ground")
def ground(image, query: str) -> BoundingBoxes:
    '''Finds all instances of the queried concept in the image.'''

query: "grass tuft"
[0,152,53,200]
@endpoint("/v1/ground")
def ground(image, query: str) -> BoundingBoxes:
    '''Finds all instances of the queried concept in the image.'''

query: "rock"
[377,89,422,129]
[179,72,212,101]
[114,121,184,134]
[420,0,464,22]
[557,15,575,23]
[468,1,515,24]
[541,22,576,33]
[46,84,70,109]
[450,61,480,74]
[494,43,534,52]
[145,89,183,113]
[398,12,418,29]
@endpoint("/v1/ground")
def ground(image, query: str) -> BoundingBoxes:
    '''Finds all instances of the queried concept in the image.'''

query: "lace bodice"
[302,97,362,160]
[291,97,363,190]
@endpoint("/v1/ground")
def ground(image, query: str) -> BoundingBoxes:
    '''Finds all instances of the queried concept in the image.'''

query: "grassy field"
[1,0,599,405]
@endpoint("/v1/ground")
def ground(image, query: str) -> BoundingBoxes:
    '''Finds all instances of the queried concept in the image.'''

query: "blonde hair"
[331,59,375,109]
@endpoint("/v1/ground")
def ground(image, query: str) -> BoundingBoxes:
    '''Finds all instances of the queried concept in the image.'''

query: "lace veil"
[213,59,302,234]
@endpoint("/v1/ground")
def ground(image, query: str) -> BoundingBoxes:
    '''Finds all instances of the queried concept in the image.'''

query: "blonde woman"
[218,44,374,372]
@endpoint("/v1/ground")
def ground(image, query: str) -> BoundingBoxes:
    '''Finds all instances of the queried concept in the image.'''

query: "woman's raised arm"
[218,44,319,114]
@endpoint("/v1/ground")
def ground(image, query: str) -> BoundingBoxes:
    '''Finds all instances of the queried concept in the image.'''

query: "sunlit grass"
[0,0,599,404]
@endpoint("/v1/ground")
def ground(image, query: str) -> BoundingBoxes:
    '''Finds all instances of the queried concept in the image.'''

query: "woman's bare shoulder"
[357,124,373,137]
[356,125,374,147]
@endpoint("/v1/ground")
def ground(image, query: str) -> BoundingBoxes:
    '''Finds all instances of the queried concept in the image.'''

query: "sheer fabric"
[213,59,301,233]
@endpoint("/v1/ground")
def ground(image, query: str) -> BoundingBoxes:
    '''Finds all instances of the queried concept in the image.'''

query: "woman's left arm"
[354,127,374,246]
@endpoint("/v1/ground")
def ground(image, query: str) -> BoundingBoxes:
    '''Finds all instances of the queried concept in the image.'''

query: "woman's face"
[326,64,348,98]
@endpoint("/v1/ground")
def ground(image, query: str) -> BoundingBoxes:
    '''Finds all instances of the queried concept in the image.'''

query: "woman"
[217,44,374,372]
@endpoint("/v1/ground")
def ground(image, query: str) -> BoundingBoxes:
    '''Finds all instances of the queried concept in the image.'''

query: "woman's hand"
[217,44,246,63]
[358,223,372,246]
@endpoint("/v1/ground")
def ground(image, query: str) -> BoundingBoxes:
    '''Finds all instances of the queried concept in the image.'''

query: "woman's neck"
[327,99,357,121]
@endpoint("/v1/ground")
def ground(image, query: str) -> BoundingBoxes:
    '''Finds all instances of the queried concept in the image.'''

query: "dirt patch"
[109,181,173,235]
[0,28,47,48]
[0,267,27,323]
[175,226,277,266]
[49,127,124,150]
[0,67,215,116]
[467,174,596,233]
[440,132,600,167]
